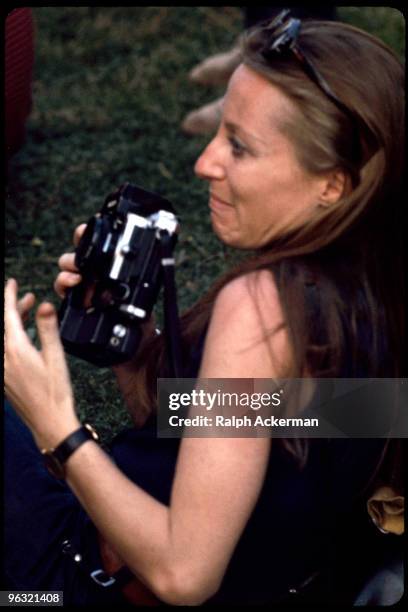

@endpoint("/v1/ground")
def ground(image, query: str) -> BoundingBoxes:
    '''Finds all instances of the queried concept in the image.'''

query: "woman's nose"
[194,136,225,181]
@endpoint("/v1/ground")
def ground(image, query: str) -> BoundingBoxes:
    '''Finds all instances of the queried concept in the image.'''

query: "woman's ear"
[318,169,348,207]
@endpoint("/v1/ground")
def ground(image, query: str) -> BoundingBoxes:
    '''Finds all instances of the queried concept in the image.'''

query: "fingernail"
[39,303,55,316]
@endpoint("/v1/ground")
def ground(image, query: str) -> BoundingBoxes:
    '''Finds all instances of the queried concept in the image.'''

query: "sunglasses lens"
[263,14,301,55]
[265,9,291,33]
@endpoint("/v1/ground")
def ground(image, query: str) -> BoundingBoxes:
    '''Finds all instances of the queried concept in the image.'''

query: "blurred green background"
[5,7,405,443]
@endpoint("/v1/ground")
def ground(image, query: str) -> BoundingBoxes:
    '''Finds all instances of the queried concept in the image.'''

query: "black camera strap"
[158,230,184,378]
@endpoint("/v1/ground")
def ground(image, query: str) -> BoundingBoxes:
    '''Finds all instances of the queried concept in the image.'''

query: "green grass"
[6,7,405,444]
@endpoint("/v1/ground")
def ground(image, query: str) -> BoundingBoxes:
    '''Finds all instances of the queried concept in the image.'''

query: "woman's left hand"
[4,278,81,450]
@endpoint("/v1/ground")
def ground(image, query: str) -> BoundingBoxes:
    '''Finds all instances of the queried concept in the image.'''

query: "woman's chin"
[210,215,256,249]
[211,220,235,246]
[212,227,248,249]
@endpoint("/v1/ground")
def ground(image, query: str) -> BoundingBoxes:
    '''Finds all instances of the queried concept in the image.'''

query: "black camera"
[58,183,179,367]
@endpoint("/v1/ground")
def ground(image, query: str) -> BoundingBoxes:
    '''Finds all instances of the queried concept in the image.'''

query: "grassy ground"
[6,7,405,444]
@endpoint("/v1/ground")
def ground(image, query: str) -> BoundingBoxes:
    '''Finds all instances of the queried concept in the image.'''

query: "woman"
[4,13,404,606]
[182,6,336,135]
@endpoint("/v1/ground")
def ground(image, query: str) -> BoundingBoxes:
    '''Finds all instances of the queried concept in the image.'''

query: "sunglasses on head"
[260,10,356,127]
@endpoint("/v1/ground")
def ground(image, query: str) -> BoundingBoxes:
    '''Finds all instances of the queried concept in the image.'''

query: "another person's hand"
[4,278,81,450]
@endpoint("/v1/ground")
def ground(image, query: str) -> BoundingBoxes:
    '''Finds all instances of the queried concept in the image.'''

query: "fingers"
[54,271,82,299]
[4,278,26,339]
[17,292,36,323]
[56,252,82,299]
[58,252,78,272]
[4,277,18,318]
[74,223,87,247]
[53,224,86,299]
[35,302,65,361]
[58,221,87,270]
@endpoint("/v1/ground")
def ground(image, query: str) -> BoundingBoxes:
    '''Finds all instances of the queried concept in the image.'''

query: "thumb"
[36,302,64,360]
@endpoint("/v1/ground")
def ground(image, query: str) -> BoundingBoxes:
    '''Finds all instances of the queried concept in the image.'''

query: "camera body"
[58,183,178,367]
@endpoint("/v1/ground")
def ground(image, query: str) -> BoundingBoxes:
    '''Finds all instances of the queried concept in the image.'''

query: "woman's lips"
[209,193,234,212]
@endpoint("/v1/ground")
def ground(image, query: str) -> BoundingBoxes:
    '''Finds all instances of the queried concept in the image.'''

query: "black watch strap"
[53,424,99,464]
[41,424,99,479]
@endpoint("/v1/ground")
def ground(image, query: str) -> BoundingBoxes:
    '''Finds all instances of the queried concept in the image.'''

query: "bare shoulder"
[198,270,292,378]
[214,269,282,320]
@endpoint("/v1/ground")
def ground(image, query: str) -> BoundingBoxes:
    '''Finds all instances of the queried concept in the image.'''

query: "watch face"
[42,451,65,479]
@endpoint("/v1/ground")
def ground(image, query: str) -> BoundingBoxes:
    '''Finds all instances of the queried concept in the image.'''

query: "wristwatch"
[41,423,99,479]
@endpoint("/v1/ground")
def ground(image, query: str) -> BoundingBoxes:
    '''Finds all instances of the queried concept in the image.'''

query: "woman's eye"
[228,136,246,158]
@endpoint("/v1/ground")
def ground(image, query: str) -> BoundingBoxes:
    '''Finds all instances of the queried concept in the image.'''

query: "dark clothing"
[4,399,397,606]
[3,287,400,605]
[3,400,129,606]
[206,437,394,605]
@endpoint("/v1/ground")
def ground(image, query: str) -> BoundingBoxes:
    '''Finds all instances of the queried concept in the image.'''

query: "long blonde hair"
[129,20,405,449]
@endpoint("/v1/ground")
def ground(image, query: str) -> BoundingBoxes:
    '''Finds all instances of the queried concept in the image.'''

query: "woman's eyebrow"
[224,120,268,146]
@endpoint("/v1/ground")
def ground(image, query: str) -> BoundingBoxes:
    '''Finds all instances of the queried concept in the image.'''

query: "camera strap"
[61,538,134,590]
[158,230,184,378]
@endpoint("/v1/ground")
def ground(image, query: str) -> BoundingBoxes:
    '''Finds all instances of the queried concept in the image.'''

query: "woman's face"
[194,64,328,249]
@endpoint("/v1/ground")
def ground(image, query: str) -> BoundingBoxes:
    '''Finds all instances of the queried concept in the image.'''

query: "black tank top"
[205,282,393,604]
[110,284,393,605]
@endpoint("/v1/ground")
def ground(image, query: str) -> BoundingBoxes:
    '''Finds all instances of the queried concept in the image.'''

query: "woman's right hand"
[54,224,87,299]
